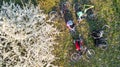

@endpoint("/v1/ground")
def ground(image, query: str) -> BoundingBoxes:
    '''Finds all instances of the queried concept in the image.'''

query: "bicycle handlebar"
[102,25,110,30]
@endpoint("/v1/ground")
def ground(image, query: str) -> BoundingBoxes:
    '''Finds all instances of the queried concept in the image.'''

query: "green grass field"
[52,0,120,67]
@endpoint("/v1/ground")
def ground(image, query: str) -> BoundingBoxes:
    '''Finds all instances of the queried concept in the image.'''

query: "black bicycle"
[91,25,110,50]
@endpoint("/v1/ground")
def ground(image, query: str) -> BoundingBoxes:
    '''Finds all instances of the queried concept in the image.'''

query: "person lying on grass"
[61,2,75,31]
[74,4,94,22]
[72,34,83,51]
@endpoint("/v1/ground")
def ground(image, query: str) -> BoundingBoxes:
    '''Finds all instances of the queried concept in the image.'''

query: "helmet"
[77,11,83,18]
[67,20,73,25]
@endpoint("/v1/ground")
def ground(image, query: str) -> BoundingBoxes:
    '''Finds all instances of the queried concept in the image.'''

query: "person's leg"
[78,17,82,22]
[64,12,69,23]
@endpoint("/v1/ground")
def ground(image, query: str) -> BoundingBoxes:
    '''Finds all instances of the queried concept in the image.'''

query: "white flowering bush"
[0,1,59,67]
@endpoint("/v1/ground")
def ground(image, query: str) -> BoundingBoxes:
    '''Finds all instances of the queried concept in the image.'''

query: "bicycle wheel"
[99,44,108,50]
[73,3,81,12]
[71,52,82,62]
[65,1,71,8]
[48,11,58,22]
[102,25,110,35]
[60,1,71,11]
[98,37,108,50]
[86,9,96,20]
[60,1,71,15]
[86,49,95,59]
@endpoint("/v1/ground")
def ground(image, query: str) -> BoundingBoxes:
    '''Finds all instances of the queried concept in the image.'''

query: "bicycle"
[71,34,95,62]
[73,3,95,23]
[47,1,71,23]
[71,46,95,62]
[47,11,59,22]
[91,25,110,50]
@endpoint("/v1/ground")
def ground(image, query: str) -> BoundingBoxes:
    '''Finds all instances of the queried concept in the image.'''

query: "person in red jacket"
[73,36,83,51]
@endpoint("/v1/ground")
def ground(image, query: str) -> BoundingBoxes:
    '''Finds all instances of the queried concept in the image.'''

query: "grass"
[52,0,120,67]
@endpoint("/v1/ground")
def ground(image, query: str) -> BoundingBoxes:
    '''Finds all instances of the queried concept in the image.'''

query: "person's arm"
[66,24,73,30]
[68,26,72,30]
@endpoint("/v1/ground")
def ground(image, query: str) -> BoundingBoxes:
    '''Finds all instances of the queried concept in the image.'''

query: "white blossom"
[0,1,59,67]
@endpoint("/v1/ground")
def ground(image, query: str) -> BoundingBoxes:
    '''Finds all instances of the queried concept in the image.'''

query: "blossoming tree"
[0,1,59,67]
